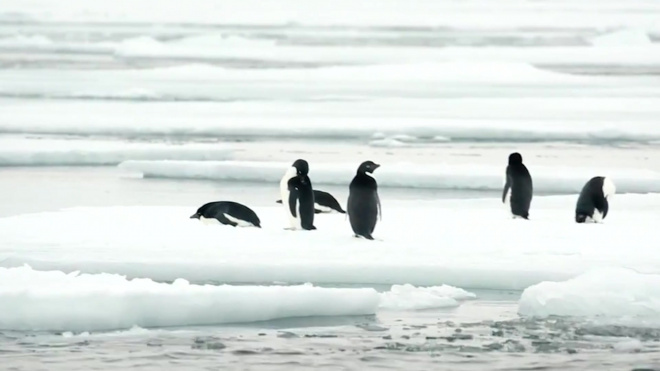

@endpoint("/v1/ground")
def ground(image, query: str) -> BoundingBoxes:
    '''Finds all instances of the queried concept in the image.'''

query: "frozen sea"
[2,0,660,370]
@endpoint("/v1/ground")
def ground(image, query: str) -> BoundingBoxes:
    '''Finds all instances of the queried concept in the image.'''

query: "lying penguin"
[190,201,261,228]
[275,189,346,214]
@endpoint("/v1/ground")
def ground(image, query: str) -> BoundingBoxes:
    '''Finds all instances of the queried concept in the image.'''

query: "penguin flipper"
[376,193,382,221]
[502,178,511,204]
[216,213,238,227]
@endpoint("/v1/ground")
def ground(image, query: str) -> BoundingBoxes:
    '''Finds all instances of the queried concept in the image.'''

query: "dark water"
[2,300,660,371]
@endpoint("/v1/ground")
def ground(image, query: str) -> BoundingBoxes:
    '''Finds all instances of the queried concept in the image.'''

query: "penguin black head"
[575,214,587,223]
[357,160,380,174]
[292,159,309,176]
[508,152,523,165]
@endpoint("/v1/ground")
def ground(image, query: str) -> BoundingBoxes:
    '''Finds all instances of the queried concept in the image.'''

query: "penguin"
[190,201,261,228]
[275,189,346,214]
[347,160,381,240]
[502,152,533,219]
[575,176,616,223]
[279,159,316,230]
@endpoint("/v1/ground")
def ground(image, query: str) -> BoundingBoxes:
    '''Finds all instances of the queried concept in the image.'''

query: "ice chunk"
[0,265,379,332]
[379,284,476,311]
[519,268,660,318]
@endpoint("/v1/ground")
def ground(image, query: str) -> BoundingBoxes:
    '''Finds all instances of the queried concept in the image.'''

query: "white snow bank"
[591,29,653,47]
[378,284,476,311]
[3,195,660,290]
[0,265,379,332]
[118,160,660,194]
[0,137,233,166]
[519,268,660,318]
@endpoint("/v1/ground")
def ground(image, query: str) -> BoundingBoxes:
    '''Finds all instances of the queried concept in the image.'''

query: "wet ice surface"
[3,299,660,371]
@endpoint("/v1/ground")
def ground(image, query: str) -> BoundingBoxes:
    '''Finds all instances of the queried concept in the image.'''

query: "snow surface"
[518,268,660,319]
[0,137,233,166]
[118,160,660,194]
[2,195,660,291]
[0,265,379,332]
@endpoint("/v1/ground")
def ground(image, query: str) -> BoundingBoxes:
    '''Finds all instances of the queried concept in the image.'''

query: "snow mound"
[518,268,660,318]
[591,29,652,47]
[379,284,476,311]
[118,160,660,194]
[0,265,379,332]
[3,195,660,290]
[0,137,233,166]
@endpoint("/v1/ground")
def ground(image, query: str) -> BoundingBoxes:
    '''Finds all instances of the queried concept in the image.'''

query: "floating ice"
[590,28,653,47]
[378,284,476,311]
[518,268,660,318]
[1,97,659,144]
[2,195,660,290]
[0,265,379,332]
[0,137,233,166]
[2,0,658,30]
[118,160,660,194]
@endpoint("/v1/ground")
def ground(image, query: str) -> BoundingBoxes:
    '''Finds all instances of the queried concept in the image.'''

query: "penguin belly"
[280,175,302,230]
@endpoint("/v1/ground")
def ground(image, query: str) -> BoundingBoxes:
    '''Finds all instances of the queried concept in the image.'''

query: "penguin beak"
[190,213,201,219]
[373,163,381,170]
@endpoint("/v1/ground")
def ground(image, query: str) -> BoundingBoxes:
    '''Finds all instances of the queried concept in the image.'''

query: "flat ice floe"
[2,195,660,291]
[0,266,379,332]
[0,137,233,166]
[2,98,660,144]
[119,160,660,194]
[518,268,660,319]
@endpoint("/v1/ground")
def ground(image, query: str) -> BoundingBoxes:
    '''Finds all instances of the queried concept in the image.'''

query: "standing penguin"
[347,160,381,240]
[279,159,316,230]
[575,176,616,223]
[502,152,533,219]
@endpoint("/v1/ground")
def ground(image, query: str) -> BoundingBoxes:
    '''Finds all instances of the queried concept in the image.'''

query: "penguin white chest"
[199,216,221,225]
[280,167,302,230]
